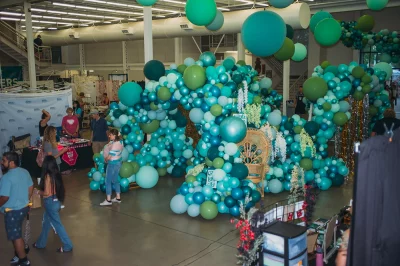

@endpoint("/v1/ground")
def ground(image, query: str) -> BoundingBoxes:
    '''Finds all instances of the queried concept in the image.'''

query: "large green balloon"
[300,158,313,171]
[303,77,328,102]
[291,43,307,62]
[119,162,134,178]
[241,11,286,57]
[118,82,143,107]
[352,66,365,79]
[314,18,342,46]
[274,37,295,61]
[374,62,393,80]
[355,15,375,32]
[367,0,389,11]
[143,60,165,81]
[353,91,365,101]
[183,65,206,90]
[310,11,332,33]
[139,120,160,134]
[136,0,158,6]
[333,112,349,126]
[185,0,217,26]
[200,201,218,220]
[157,86,172,101]
[220,116,247,143]
[206,10,224,31]
[269,0,293,8]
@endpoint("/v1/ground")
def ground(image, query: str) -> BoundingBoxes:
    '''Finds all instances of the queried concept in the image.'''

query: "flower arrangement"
[238,88,244,113]
[231,196,266,266]
[300,129,316,158]
[274,132,287,162]
[243,80,248,106]
[244,104,262,128]
[288,165,305,204]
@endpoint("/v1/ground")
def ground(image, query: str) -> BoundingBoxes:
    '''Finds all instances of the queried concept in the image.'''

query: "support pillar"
[143,7,153,64]
[122,41,128,74]
[237,33,245,61]
[174,38,182,64]
[79,44,86,75]
[282,60,290,116]
[24,1,37,89]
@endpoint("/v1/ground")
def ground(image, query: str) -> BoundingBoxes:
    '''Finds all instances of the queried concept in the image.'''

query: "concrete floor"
[0,169,352,266]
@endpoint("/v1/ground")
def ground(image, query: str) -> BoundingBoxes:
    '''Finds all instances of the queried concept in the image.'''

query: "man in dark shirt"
[371,109,400,136]
[90,110,109,154]
[34,35,42,54]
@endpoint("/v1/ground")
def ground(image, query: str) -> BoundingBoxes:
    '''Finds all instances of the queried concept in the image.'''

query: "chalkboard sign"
[206,169,217,188]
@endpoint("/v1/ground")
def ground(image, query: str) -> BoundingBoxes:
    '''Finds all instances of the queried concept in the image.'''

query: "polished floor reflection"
[0,169,352,266]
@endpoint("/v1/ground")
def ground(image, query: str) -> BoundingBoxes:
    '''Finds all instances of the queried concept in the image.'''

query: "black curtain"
[347,129,400,266]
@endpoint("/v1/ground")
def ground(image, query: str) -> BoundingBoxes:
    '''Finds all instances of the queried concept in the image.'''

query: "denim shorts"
[4,207,29,241]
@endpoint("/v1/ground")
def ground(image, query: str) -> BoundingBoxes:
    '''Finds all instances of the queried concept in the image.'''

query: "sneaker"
[111,198,121,203]
[16,259,31,266]
[11,247,30,264]
[100,200,112,206]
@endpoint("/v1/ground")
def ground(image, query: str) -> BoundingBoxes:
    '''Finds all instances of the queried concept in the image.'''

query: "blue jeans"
[106,162,121,196]
[36,197,73,251]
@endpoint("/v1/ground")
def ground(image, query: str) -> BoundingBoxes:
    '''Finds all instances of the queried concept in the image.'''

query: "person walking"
[100,129,123,206]
[33,156,73,253]
[90,110,109,155]
[295,86,307,120]
[0,152,33,266]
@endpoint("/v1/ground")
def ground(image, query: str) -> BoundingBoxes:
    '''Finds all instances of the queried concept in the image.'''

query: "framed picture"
[206,169,217,188]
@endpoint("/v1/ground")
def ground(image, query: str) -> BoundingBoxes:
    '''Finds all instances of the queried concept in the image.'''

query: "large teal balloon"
[143,60,165,81]
[206,10,224,31]
[367,0,389,11]
[185,0,217,26]
[291,43,307,62]
[269,0,293,8]
[268,179,283,194]
[136,0,158,6]
[199,51,216,67]
[374,62,393,80]
[241,11,286,57]
[310,11,332,33]
[220,116,247,143]
[118,82,143,107]
[136,166,159,189]
[314,18,342,46]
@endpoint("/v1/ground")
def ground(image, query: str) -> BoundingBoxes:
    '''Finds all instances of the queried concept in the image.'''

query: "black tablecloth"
[21,146,94,177]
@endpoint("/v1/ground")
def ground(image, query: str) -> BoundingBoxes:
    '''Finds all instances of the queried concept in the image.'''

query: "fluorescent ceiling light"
[87,14,106,18]
[68,12,86,16]
[96,8,114,12]
[107,2,128,7]
[38,21,55,24]
[21,25,26,27]
[56,22,73,25]
[218,7,230,11]
[47,10,68,14]
[103,21,111,23]
[42,16,62,20]
[85,0,106,3]
[48,27,57,30]
[104,16,123,19]
[256,3,269,6]
[31,15,43,18]
[152,8,178,13]
[75,5,97,10]
[128,18,137,21]
[0,17,20,21]
[80,24,89,26]
[155,15,166,18]
[53,3,75,7]
[163,0,185,4]
[32,26,45,29]
[31,8,46,12]
[62,18,80,21]
[0,12,23,16]
[127,4,143,9]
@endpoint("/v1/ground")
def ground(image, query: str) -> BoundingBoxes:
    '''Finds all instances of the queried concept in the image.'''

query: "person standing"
[0,152,33,266]
[100,129,123,206]
[61,107,79,138]
[39,109,51,137]
[77,92,86,112]
[73,101,83,130]
[295,86,307,120]
[101,93,110,106]
[33,156,73,253]
[34,35,42,55]
[90,110,109,155]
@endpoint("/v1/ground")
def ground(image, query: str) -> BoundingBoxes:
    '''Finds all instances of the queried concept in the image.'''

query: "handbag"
[31,189,42,209]
[36,147,45,167]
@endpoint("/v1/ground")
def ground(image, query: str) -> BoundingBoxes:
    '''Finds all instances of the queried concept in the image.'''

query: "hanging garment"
[347,129,400,266]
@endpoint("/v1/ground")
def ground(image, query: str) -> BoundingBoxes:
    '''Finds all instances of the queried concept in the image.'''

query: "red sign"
[62,148,78,166]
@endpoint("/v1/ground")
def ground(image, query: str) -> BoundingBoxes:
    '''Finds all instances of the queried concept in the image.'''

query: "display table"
[21,139,94,177]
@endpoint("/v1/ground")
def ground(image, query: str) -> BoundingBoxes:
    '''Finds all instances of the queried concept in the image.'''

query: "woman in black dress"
[295,86,307,120]
[39,109,51,137]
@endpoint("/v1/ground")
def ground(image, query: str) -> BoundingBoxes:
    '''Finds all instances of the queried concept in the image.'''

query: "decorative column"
[79,44,86,75]
[237,33,245,61]
[143,7,153,64]
[174,38,182,64]
[24,1,37,89]
[122,41,128,74]
[282,60,290,116]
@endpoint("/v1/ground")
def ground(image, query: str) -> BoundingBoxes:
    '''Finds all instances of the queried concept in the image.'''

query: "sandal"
[57,247,73,253]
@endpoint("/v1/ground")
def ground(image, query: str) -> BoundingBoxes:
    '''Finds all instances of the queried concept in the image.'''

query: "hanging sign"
[1,66,23,87]
[62,147,79,166]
